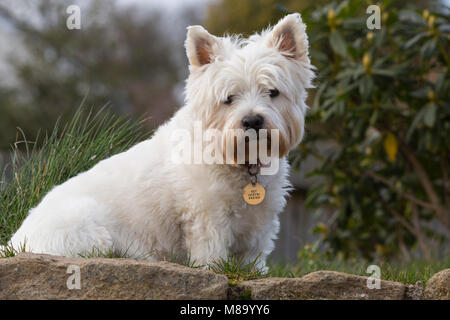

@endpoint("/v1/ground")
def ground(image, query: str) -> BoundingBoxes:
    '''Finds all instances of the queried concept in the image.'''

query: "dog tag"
[243,183,265,205]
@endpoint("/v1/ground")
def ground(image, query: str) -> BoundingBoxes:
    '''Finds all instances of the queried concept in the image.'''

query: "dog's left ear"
[266,13,309,62]
[185,26,220,67]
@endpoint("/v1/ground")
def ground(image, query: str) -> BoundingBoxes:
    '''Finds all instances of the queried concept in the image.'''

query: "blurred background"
[0,0,449,264]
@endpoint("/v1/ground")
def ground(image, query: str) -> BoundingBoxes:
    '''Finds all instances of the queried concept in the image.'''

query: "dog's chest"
[179,163,284,237]
[220,183,276,237]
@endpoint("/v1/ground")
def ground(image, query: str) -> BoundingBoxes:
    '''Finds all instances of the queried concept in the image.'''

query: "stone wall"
[1,253,448,300]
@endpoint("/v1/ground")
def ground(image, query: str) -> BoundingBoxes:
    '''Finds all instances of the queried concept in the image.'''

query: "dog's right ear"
[266,13,309,63]
[185,26,220,67]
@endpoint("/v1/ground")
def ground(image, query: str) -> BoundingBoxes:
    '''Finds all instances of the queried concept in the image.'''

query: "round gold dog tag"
[243,183,265,205]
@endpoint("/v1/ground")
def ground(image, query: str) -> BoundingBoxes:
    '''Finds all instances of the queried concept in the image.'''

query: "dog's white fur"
[9,14,314,269]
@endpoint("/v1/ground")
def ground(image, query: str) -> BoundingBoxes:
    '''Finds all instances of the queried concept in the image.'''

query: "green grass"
[0,240,27,258]
[77,245,155,260]
[77,246,205,269]
[208,254,267,282]
[0,107,150,245]
[267,243,450,285]
[267,259,450,285]
[75,247,267,280]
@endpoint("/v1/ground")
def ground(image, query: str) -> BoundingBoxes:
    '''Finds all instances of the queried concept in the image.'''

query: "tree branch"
[399,143,450,230]
[441,156,450,208]
[378,195,431,260]
[378,195,415,234]
[411,202,431,260]
[365,170,438,212]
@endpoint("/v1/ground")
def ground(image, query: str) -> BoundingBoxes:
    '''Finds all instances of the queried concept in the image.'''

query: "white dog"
[9,13,314,269]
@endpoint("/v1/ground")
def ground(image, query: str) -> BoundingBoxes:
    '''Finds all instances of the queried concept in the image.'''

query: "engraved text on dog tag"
[243,183,265,205]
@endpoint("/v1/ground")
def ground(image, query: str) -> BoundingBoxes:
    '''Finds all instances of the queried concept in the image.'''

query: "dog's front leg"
[183,216,231,267]
[240,220,280,274]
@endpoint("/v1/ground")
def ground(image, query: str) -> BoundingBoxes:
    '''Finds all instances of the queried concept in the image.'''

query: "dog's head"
[184,13,314,165]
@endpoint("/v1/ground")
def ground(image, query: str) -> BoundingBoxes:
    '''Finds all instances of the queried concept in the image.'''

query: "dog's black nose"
[242,115,264,131]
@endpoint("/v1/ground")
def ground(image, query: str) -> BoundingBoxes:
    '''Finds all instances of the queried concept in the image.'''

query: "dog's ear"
[185,26,220,67]
[266,13,309,62]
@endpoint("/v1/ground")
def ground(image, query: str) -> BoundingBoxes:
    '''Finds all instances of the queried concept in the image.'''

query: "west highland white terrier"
[9,13,314,270]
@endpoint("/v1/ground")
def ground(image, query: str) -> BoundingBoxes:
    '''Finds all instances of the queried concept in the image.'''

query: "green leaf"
[313,81,328,111]
[374,29,386,48]
[423,103,437,127]
[438,24,450,33]
[369,110,378,125]
[404,32,427,49]
[411,88,429,98]
[398,10,425,25]
[310,48,328,63]
[358,76,374,99]
[372,63,408,77]
[406,108,426,141]
[372,68,396,77]
[335,0,350,13]
[329,32,348,57]
[435,72,446,94]
[421,39,437,60]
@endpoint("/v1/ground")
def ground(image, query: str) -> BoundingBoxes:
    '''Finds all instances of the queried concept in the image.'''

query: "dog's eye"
[224,95,234,105]
[269,89,280,98]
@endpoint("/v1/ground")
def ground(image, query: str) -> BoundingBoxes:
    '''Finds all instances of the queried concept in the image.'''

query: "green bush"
[291,0,450,259]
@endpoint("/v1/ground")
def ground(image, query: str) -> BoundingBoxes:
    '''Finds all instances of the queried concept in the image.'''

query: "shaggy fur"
[9,14,314,269]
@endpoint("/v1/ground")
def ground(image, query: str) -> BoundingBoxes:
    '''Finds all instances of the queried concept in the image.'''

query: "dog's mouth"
[242,158,271,169]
